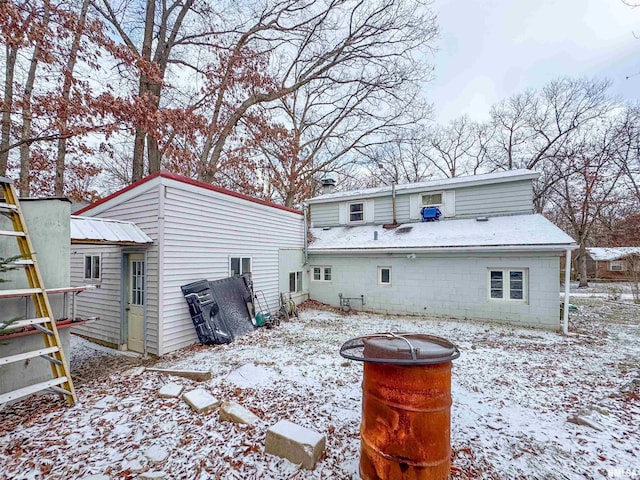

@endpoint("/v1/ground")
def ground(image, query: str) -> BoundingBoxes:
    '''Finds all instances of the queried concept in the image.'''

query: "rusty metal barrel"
[340,332,460,480]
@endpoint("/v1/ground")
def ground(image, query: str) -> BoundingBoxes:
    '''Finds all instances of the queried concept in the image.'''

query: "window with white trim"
[312,266,332,282]
[84,255,100,280]
[488,269,527,301]
[609,260,625,272]
[289,271,303,292]
[421,192,443,207]
[230,257,251,276]
[348,202,364,223]
[378,267,391,286]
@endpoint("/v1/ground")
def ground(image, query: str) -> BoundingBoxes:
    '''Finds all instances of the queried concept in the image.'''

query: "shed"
[70,172,305,356]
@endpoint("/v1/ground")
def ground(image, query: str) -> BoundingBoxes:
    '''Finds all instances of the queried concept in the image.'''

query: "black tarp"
[181,274,256,345]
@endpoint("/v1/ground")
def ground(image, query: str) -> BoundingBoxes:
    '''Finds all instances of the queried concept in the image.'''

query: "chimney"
[321,177,337,195]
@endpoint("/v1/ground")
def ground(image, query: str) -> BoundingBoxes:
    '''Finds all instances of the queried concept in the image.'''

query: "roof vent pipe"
[374,231,378,241]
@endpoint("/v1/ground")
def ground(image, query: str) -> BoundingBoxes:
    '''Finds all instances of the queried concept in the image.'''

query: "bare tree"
[93,0,197,180]
[488,77,613,210]
[546,113,628,287]
[246,60,433,207]
[422,116,488,178]
[193,0,437,186]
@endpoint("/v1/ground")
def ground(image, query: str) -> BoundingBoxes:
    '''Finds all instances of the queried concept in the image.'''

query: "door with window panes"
[126,253,145,353]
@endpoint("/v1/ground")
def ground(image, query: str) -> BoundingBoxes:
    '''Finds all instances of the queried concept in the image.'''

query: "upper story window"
[421,192,443,207]
[349,202,364,223]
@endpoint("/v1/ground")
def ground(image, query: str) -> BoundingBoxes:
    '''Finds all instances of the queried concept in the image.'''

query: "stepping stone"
[146,368,212,381]
[139,472,166,480]
[183,388,220,414]
[124,458,145,473]
[144,444,170,464]
[122,366,145,377]
[158,383,184,398]
[219,400,260,425]
[265,420,326,470]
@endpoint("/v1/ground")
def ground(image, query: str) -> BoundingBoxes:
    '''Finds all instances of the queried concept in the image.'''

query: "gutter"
[308,244,578,255]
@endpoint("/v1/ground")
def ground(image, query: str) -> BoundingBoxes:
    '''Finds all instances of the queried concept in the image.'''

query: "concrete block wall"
[307,252,561,329]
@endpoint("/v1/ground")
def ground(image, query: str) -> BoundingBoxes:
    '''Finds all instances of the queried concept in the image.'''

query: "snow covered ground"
[564,281,639,302]
[1,299,638,479]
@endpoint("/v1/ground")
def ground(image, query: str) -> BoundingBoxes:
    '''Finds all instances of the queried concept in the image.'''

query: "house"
[586,247,640,281]
[70,172,305,356]
[306,169,576,330]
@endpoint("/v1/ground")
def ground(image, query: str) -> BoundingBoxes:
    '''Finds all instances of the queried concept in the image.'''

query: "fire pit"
[340,332,460,480]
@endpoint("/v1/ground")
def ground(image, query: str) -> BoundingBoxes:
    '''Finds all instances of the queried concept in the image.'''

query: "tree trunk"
[55,0,90,196]
[578,243,589,288]
[131,0,155,182]
[146,82,161,174]
[0,46,17,176]
[132,128,146,182]
[19,9,50,196]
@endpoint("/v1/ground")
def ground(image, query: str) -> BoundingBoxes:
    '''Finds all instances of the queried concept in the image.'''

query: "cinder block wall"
[307,252,561,329]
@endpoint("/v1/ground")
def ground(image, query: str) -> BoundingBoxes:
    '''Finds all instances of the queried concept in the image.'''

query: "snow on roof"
[309,214,575,252]
[587,247,640,261]
[307,169,539,204]
[71,216,153,244]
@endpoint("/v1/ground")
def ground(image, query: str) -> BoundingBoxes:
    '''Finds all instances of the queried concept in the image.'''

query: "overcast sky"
[426,0,640,123]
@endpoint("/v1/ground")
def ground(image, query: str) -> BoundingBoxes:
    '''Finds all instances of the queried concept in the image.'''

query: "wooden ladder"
[0,176,76,406]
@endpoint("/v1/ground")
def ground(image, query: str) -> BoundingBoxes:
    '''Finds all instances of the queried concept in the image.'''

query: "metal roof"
[70,216,152,245]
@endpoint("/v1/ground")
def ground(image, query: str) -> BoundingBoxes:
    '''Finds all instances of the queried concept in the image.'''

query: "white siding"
[311,179,535,226]
[72,186,160,355]
[160,180,305,354]
[308,252,561,329]
[70,244,122,345]
[311,202,340,227]
[278,248,308,304]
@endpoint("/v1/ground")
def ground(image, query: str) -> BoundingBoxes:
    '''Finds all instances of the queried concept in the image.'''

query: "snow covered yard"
[1,301,638,480]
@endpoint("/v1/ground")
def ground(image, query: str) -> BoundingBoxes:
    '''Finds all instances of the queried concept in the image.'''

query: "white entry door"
[127,253,145,353]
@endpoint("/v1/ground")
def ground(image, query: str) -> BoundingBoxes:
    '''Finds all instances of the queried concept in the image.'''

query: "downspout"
[303,202,308,265]
[391,182,397,225]
[563,248,571,335]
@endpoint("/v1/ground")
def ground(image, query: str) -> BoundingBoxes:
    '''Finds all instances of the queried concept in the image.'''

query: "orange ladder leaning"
[0,176,76,406]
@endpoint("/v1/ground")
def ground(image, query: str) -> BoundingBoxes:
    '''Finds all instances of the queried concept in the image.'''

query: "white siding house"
[70,172,305,356]
[306,169,577,330]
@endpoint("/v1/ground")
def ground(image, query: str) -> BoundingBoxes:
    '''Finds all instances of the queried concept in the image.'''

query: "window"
[230,257,251,276]
[421,192,443,207]
[130,260,145,306]
[610,260,625,272]
[289,271,303,292]
[312,266,332,282]
[488,269,527,301]
[84,255,100,280]
[349,202,364,223]
[378,267,391,286]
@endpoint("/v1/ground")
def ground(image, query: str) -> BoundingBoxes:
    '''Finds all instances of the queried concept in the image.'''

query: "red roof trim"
[75,171,303,216]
